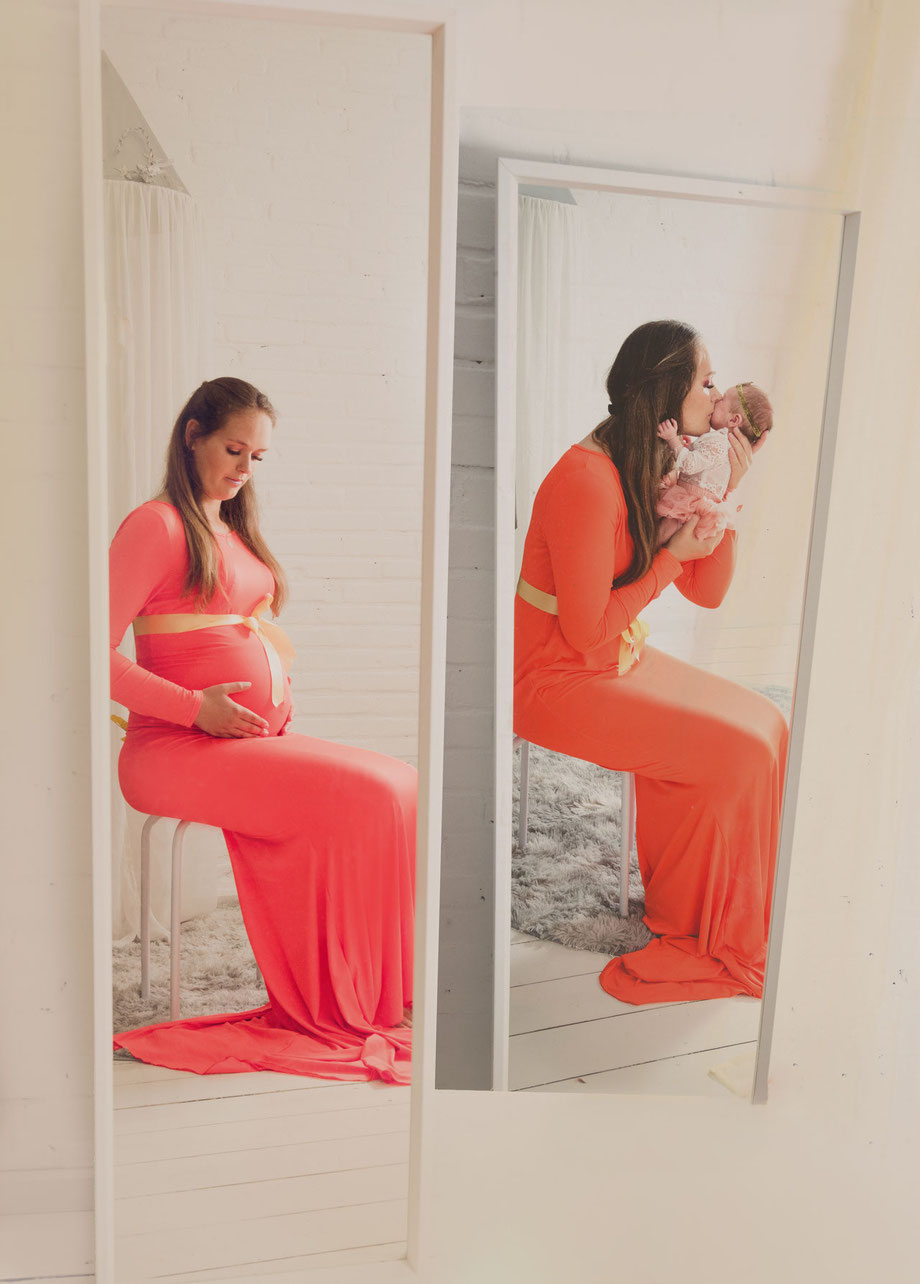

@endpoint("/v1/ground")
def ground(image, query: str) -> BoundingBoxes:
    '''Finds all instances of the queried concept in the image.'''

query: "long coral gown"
[110,500,415,1082]
[514,445,788,1004]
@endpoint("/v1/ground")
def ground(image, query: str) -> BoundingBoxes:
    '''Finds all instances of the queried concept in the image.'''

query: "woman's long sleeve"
[674,528,737,608]
[541,467,682,662]
[110,505,204,726]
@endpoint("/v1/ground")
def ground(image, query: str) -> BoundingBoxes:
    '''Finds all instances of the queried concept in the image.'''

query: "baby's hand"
[657,418,681,445]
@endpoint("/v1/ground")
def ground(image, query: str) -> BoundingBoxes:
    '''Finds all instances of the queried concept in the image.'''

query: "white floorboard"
[510,991,760,1090]
[117,1101,408,1167]
[119,1132,409,1199]
[511,968,685,1036]
[113,1060,408,1279]
[509,937,619,987]
[526,1042,758,1097]
[116,1078,403,1135]
[509,933,761,1093]
[117,1164,408,1236]
[115,1064,336,1105]
[165,1240,407,1281]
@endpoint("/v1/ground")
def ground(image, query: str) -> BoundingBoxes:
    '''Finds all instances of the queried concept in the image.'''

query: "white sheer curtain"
[515,195,581,573]
[105,179,217,945]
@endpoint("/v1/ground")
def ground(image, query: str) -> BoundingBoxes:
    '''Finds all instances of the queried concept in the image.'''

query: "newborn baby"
[656,381,773,544]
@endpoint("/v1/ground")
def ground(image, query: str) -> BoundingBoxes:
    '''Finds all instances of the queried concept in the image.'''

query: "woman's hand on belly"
[193,682,271,738]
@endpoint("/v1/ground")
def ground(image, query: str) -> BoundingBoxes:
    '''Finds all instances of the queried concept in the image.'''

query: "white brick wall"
[102,9,431,763]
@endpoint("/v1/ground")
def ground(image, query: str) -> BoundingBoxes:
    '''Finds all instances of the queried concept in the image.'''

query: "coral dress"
[110,501,415,1082]
[514,445,788,1004]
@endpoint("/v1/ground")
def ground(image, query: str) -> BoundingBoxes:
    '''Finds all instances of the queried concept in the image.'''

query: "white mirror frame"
[79,1,456,1278]
[493,156,859,1100]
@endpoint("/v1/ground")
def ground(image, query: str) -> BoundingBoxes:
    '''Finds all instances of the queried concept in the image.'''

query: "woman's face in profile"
[188,409,273,504]
[680,343,720,437]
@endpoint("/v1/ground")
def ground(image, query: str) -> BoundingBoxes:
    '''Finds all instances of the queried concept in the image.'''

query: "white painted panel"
[166,1240,406,1281]
[0,1167,94,1217]
[115,1198,408,1280]
[0,1211,94,1281]
[0,1097,95,1173]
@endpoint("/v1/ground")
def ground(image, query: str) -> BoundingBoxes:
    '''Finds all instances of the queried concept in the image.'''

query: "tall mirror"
[98,3,437,1276]
[494,159,856,1097]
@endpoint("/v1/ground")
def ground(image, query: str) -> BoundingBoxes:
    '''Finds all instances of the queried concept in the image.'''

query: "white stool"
[139,814,189,1020]
[513,737,635,918]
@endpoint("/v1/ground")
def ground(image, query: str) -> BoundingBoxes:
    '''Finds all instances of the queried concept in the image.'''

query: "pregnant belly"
[134,625,292,734]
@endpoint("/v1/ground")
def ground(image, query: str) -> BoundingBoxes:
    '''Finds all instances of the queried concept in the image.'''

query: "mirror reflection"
[507,183,843,1095]
[102,5,430,1275]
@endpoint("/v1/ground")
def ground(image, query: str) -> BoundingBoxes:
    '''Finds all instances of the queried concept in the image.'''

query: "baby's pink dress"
[656,427,740,544]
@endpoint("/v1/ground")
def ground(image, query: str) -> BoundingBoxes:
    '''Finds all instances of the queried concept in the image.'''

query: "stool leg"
[170,820,189,1021]
[139,815,161,1000]
[518,740,530,853]
[619,772,635,918]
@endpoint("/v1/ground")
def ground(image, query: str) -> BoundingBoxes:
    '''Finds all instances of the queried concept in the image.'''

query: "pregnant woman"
[514,321,788,1004]
[110,377,415,1083]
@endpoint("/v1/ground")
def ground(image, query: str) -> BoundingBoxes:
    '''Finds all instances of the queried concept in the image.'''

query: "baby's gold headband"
[736,383,765,439]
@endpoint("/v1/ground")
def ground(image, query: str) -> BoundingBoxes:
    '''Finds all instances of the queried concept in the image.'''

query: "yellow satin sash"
[132,593,295,707]
[618,617,650,675]
[516,576,648,675]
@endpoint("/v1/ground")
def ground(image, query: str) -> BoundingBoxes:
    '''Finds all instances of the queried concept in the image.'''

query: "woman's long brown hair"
[160,377,288,613]
[592,320,701,588]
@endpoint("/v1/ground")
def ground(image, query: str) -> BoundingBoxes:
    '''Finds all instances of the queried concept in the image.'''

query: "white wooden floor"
[114,1058,409,1280]
[509,931,761,1096]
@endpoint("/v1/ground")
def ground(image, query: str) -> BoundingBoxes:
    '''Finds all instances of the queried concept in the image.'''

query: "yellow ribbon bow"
[617,617,650,675]
[133,593,295,707]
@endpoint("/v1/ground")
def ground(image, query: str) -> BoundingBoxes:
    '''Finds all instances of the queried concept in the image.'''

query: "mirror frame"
[493,155,859,1099]
[79,0,457,1278]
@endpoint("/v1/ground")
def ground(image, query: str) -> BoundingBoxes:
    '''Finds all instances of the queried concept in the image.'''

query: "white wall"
[103,6,431,762]
[454,0,872,191]
[7,1,920,1282]
[0,1,95,1277]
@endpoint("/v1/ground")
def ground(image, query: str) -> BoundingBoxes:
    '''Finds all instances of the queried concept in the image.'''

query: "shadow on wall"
[437,174,497,1089]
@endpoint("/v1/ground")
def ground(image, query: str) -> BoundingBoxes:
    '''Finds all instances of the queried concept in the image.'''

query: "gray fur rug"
[511,683,792,956]
[113,894,266,1040]
[511,748,653,956]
